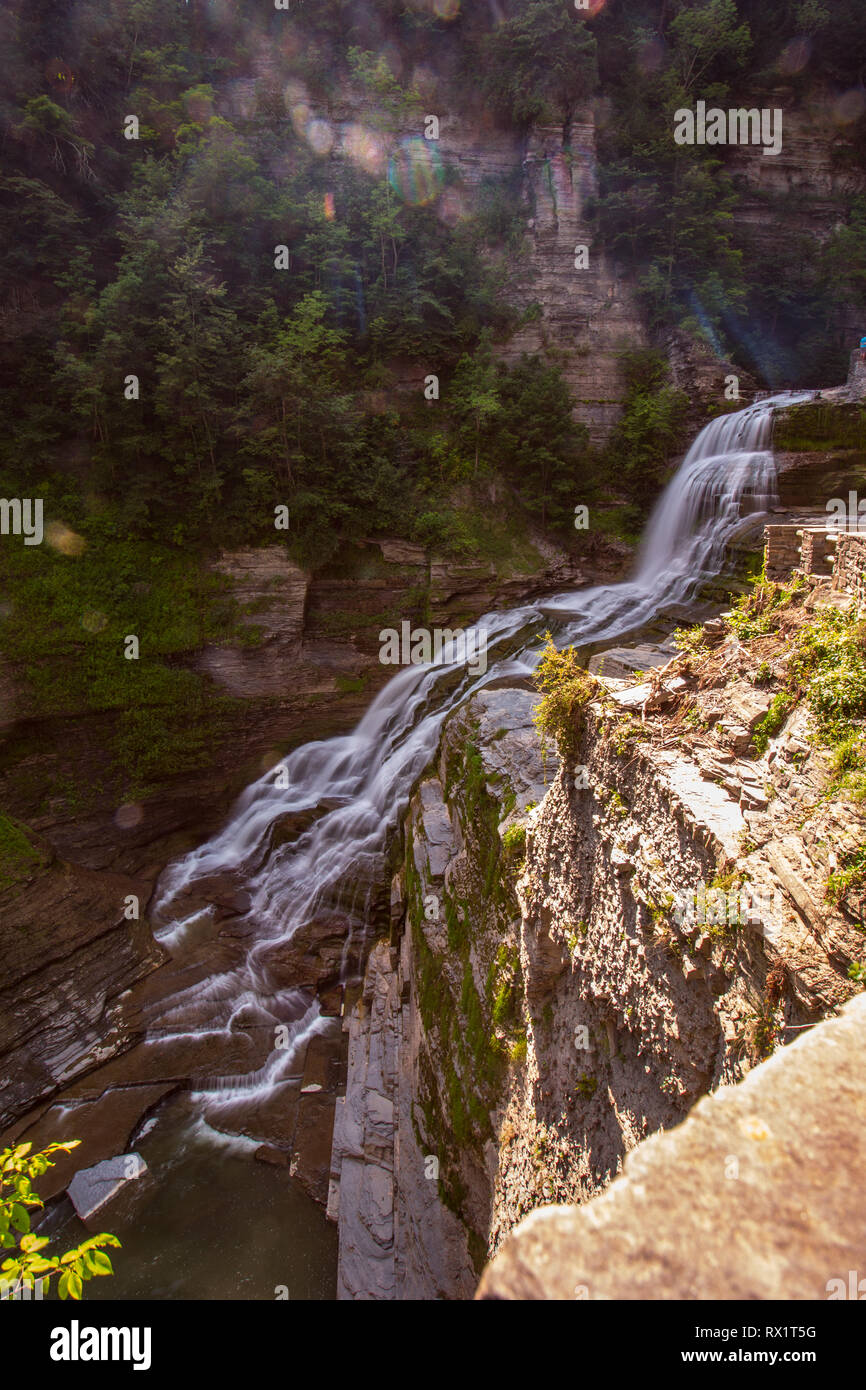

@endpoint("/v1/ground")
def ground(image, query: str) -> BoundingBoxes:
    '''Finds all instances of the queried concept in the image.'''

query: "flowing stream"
[150,394,809,1114]
[49,392,810,1298]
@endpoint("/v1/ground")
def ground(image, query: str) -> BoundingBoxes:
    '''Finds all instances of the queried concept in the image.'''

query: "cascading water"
[144,394,808,1142]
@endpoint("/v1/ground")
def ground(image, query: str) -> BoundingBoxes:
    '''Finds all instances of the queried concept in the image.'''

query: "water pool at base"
[44,1095,337,1302]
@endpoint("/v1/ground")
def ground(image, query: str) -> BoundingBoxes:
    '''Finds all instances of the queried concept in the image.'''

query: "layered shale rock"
[338,581,862,1299]
[478,993,866,1301]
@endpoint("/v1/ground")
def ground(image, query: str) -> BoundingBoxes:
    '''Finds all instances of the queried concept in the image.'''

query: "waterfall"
[145,392,808,1123]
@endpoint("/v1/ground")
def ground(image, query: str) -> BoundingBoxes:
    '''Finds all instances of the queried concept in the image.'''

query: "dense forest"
[1,0,865,567]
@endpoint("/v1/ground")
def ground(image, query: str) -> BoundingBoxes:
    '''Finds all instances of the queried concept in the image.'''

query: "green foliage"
[724,574,801,641]
[0,516,244,796]
[574,1073,597,1100]
[347,48,422,126]
[501,822,526,864]
[674,622,709,656]
[449,330,502,477]
[2,9,568,561]
[0,815,45,893]
[492,356,593,531]
[668,0,753,94]
[605,351,689,496]
[0,1141,119,1301]
[752,692,793,756]
[533,635,598,760]
[790,605,866,740]
[749,1001,781,1059]
[754,661,774,687]
[826,847,866,907]
[481,1,598,126]
[828,734,866,802]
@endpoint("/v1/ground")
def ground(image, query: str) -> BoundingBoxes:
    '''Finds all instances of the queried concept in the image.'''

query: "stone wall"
[799,526,836,577]
[764,523,866,603]
[763,523,802,580]
[832,531,866,607]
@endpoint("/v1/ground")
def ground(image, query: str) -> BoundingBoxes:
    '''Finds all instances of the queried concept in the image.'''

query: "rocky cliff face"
[337,568,863,1299]
[485,118,647,445]
[478,990,866,1301]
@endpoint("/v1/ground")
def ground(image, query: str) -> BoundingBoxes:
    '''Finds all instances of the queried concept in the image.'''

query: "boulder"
[67,1153,148,1224]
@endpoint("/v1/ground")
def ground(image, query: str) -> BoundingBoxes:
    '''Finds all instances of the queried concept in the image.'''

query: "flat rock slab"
[727,680,774,732]
[589,642,675,680]
[478,994,866,1300]
[336,1156,397,1301]
[5,1083,176,1202]
[67,1153,147,1222]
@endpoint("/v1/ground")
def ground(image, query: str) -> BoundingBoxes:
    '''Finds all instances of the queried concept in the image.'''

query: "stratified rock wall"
[338,634,860,1298]
[478,992,866,1301]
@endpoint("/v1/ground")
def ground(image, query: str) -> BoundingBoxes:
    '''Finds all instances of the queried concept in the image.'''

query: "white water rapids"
[145,392,808,1129]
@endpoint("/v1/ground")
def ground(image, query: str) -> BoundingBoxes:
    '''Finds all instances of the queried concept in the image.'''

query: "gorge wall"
[335,547,865,1299]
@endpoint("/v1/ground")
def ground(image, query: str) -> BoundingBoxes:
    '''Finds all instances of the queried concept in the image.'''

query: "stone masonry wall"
[832,531,866,607]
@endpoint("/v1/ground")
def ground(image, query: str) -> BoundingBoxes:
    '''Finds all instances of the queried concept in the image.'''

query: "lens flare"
[81,610,108,634]
[833,89,866,126]
[343,123,386,176]
[45,522,86,557]
[306,117,334,155]
[777,37,811,76]
[115,803,144,831]
[388,137,444,205]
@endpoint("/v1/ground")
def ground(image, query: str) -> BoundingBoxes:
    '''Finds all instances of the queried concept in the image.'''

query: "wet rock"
[0,863,163,1129]
[155,869,250,926]
[254,1144,290,1167]
[264,809,322,856]
[317,987,343,1018]
[301,1021,343,1093]
[238,1080,302,1148]
[258,917,351,991]
[292,1089,337,1206]
[67,1153,148,1224]
[5,1083,176,1201]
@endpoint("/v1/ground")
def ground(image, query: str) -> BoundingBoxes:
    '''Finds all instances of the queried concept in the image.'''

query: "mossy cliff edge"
[335,565,865,1299]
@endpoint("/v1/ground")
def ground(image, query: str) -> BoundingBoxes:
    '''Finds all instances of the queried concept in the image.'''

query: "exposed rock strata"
[478,993,866,1301]
[338,587,862,1299]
